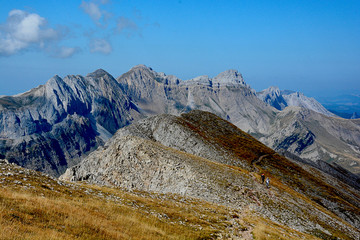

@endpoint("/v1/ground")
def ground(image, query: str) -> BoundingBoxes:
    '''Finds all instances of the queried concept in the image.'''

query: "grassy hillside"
[0,161,322,240]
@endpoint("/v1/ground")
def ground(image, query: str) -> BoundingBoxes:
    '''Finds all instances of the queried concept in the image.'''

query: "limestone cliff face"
[61,110,360,239]
[118,65,275,135]
[0,69,140,176]
[1,65,360,176]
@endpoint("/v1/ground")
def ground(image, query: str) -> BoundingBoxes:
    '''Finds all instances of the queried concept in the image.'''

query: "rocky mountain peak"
[260,86,281,97]
[86,69,112,78]
[212,69,246,86]
[182,75,211,86]
[120,64,155,80]
[52,75,62,81]
[119,64,182,88]
[128,64,157,76]
[130,64,150,70]
[257,86,287,110]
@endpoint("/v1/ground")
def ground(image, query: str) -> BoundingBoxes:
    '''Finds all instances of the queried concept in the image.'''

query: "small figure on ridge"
[265,177,270,188]
[261,173,265,184]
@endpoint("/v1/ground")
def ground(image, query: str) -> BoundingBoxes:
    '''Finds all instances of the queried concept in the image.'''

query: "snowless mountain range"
[1,64,360,238]
[0,64,359,177]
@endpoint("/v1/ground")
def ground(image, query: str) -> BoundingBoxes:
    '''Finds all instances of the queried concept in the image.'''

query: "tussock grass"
[0,188,197,240]
[245,215,320,240]
[0,164,232,240]
[0,163,322,239]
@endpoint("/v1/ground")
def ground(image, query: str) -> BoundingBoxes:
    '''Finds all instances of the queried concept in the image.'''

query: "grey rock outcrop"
[0,69,141,176]
[118,64,275,135]
[261,107,360,175]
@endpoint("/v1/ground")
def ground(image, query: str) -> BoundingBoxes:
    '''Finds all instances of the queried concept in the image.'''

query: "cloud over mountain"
[48,46,81,58]
[116,16,140,38]
[0,10,57,55]
[89,38,112,54]
[0,9,78,58]
[80,0,111,27]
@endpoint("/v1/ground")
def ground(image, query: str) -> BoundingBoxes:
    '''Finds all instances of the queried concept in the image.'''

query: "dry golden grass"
[0,164,232,240]
[0,162,328,240]
[0,188,202,240]
[245,215,320,240]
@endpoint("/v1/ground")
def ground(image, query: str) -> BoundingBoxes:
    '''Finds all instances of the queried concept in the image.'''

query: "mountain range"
[0,64,359,177]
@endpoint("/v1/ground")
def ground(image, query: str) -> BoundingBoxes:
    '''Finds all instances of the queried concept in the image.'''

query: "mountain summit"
[212,69,247,86]
[0,70,140,176]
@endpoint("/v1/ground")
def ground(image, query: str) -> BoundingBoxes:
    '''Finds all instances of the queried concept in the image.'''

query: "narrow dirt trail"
[250,154,269,172]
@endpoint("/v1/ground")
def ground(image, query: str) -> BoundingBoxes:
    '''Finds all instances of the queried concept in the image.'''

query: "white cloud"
[80,0,111,27]
[89,38,112,54]
[49,46,81,58]
[80,1,102,21]
[0,9,67,56]
[116,16,139,37]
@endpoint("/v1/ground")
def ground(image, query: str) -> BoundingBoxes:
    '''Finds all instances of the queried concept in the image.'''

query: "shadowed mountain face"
[62,110,360,239]
[261,107,360,175]
[1,65,360,176]
[0,69,141,176]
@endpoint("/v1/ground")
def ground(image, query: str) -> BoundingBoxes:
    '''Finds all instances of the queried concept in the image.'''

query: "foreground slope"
[1,159,324,240]
[62,110,360,239]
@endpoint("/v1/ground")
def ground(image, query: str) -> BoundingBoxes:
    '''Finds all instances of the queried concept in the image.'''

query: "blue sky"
[0,0,359,98]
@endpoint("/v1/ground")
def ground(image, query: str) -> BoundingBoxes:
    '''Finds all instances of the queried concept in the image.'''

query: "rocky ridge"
[117,64,274,135]
[1,64,360,176]
[62,110,360,239]
[0,69,140,176]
